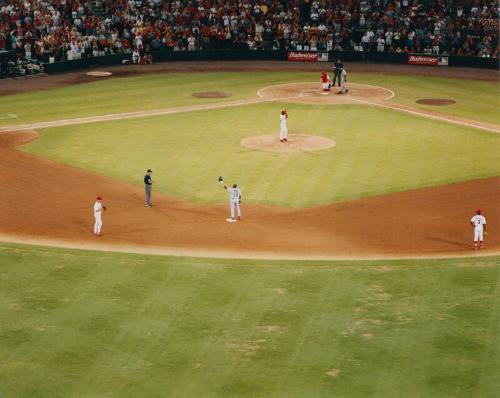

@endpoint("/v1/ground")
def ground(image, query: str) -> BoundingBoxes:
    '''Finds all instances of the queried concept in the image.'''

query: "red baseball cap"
[476,208,481,214]
[96,196,103,200]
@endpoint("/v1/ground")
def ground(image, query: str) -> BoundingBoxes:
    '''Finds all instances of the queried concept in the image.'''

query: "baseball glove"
[218,176,224,183]
[102,206,107,211]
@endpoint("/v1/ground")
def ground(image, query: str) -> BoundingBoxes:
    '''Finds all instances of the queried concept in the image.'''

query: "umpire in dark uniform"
[333,59,344,87]
[144,169,153,207]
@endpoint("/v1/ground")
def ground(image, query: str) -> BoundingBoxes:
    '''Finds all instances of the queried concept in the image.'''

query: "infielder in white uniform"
[93,196,105,235]
[280,110,288,142]
[224,183,241,221]
[470,209,487,249]
[338,68,348,94]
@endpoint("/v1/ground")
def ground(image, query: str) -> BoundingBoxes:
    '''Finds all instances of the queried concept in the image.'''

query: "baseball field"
[0,61,499,396]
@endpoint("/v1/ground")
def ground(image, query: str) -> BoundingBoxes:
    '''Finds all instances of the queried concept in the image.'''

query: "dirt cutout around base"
[192,91,231,98]
[241,134,336,153]
[85,71,113,77]
[416,98,456,106]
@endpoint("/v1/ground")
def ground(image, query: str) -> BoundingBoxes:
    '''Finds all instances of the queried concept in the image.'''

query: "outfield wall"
[44,50,499,73]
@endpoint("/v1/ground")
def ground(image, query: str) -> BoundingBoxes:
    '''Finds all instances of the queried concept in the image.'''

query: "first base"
[226,218,237,223]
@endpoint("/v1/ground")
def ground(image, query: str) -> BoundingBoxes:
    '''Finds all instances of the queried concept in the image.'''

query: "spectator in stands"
[0,0,497,63]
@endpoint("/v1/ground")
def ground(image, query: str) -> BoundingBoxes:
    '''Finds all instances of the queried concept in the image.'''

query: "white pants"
[94,214,102,234]
[322,82,330,90]
[230,200,241,219]
[280,125,288,140]
[339,77,347,93]
[474,228,483,242]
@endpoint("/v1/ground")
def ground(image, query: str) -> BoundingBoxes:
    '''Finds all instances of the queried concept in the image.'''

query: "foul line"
[0,82,497,134]
[0,96,294,132]
[0,114,17,120]
[348,97,500,134]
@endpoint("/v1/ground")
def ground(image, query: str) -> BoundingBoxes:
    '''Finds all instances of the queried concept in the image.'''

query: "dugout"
[0,50,16,78]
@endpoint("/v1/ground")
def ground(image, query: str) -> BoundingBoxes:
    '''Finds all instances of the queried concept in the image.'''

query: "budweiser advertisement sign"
[408,54,448,66]
[408,54,439,65]
[288,52,320,62]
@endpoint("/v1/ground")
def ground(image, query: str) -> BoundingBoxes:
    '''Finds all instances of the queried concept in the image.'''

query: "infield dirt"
[1,130,498,259]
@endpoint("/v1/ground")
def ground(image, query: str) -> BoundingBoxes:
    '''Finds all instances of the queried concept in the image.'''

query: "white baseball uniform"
[339,69,347,93]
[280,114,288,140]
[470,214,486,242]
[93,201,103,235]
[226,187,241,220]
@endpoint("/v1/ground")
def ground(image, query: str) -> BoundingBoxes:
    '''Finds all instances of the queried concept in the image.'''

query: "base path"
[1,131,498,260]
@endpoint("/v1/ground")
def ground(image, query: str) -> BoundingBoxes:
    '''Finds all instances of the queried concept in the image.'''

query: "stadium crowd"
[0,0,498,63]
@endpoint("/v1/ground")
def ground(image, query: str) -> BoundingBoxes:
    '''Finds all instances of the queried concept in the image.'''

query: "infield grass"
[1,72,498,126]
[22,102,500,207]
[0,242,499,397]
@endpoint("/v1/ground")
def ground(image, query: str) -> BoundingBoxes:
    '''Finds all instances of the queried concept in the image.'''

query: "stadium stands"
[0,0,498,63]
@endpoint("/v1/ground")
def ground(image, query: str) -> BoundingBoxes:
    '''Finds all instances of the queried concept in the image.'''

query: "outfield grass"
[0,242,498,397]
[1,72,498,127]
[22,102,500,207]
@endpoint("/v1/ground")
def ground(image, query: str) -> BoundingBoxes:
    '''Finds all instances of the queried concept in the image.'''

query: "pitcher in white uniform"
[223,183,241,222]
[470,209,487,249]
[280,110,288,142]
[93,196,105,236]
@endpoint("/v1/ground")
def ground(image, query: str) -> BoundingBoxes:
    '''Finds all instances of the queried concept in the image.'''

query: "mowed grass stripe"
[1,243,499,397]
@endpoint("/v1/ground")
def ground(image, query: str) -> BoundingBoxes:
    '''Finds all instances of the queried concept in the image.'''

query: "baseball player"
[321,70,331,92]
[144,169,153,207]
[93,196,106,236]
[338,68,348,94]
[470,209,487,249]
[280,109,288,142]
[223,183,241,222]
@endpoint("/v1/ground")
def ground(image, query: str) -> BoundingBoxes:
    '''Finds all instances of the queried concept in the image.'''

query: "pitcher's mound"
[192,91,231,98]
[241,134,336,153]
[416,98,456,106]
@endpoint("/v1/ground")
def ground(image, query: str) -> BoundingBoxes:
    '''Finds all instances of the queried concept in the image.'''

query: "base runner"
[470,209,487,250]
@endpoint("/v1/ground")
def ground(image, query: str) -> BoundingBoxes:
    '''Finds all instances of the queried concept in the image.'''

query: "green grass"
[0,72,498,126]
[22,102,500,207]
[0,242,499,397]
[353,73,500,125]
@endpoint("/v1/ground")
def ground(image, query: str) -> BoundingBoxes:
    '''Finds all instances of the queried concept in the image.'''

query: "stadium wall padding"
[44,50,499,73]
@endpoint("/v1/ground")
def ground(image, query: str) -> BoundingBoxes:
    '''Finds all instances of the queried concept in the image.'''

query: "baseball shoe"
[237,216,241,220]
[284,138,288,142]
[280,139,284,142]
